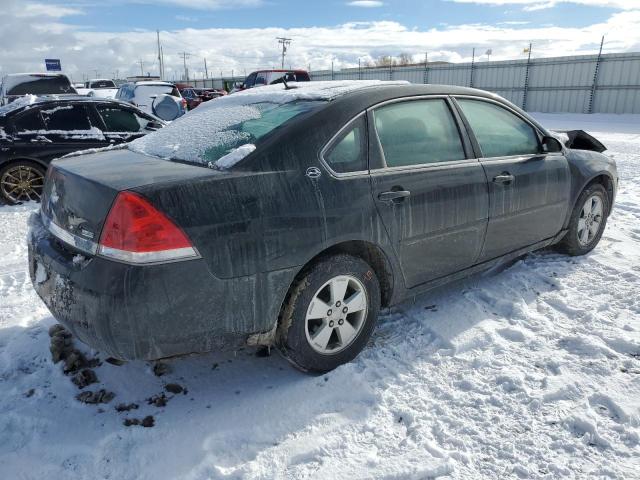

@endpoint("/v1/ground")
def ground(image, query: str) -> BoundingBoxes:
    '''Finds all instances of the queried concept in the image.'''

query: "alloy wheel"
[305,274,368,355]
[577,194,603,246]
[1,165,44,203]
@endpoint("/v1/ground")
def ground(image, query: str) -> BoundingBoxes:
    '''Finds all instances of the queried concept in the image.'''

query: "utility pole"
[522,43,533,111]
[588,35,605,114]
[204,57,208,78]
[156,30,163,79]
[358,58,361,80]
[423,51,429,84]
[179,52,192,81]
[470,48,476,88]
[93,69,99,78]
[276,37,292,69]
[138,59,144,76]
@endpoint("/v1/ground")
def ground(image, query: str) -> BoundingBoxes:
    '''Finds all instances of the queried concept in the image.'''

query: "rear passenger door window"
[456,99,539,157]
[41,104,93,132]
[373,99,466,167]
[13,109,45,133]
[323,115,367,174]
[95,104,151,141]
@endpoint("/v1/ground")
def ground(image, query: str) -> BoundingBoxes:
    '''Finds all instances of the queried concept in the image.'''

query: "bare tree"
[375,55,396,67]
[398,53,413,66]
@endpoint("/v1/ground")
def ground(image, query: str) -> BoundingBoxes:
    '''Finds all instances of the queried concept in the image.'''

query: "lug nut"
[342,307,348,314]
[329,320,334,327]
[338,319,344,325]
[327,309,332,316]
[335,301,341,307]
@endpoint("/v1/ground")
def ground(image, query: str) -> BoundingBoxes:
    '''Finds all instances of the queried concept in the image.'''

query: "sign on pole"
[45,59,62,71]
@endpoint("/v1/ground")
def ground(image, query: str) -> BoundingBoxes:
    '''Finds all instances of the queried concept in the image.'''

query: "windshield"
[135,85,179,98]
[128,99,323,167]
[90,80,116,89]
[7,76,74,95]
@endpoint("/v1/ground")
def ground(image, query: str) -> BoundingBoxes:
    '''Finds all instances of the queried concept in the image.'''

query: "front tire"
[278,254,381,373]
[0,161,46,205]
[556,183,609,256]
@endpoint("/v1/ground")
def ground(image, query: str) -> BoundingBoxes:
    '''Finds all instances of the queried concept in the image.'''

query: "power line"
[179,52,192,81]
[276,37,292,69]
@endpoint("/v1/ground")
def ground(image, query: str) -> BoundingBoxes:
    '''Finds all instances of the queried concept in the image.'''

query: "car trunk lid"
[41,148,220,252]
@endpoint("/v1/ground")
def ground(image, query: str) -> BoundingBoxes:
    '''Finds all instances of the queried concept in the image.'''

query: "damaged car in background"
[0,95,164,204]
[28,81,617,373]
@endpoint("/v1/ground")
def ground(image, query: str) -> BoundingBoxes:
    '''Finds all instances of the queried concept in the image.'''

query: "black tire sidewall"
[0,160,46,205]
[560,183,609,255]
[280,254,381,373]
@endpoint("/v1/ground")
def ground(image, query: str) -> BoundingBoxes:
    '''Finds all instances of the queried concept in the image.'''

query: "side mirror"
[145,121,163,131]
[541,136,563,153]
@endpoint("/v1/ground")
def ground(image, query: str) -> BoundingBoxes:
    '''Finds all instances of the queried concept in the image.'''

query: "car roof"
[133,81,175,86]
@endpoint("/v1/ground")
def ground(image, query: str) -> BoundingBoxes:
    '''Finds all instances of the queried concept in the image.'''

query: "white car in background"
[115,80,186,121]
[80,79,119,99]
[0,73,77,105]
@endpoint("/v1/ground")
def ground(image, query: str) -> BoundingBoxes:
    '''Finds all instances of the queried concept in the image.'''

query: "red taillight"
[98,191,197,263]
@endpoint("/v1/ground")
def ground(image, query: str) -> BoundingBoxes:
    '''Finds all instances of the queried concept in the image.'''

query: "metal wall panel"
[187,52,640,113]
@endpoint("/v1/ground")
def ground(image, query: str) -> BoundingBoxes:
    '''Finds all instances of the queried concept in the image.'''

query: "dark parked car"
[28,82,617,373]
[236,69,310,91]
[179,88,203,110]
[0,73,77,105]
[0,95,164,204]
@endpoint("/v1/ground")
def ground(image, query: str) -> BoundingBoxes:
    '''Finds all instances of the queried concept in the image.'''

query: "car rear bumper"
[27,211,287,360]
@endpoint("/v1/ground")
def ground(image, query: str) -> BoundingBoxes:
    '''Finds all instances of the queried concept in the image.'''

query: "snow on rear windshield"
[128,80,408,167]
[128,99,323,166]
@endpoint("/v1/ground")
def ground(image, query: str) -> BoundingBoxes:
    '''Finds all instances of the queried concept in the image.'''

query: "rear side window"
[90,80,116,89]
[374,99,466,167]
[96,105,147,132]
[13,109,45,132]
[7,76,74,95]
[324,116,367,173]
[41,104,92,131]
[457,99,540,158]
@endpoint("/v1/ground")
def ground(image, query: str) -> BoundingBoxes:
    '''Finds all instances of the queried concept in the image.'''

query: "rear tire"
[278,254,380,373]
[0,161,46,205]
[556,183,609,256]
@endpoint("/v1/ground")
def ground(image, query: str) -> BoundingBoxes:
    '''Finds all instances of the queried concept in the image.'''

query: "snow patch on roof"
[199,80,409,112]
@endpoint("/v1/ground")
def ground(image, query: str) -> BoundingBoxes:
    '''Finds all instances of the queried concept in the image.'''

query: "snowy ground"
[1,113,639,479]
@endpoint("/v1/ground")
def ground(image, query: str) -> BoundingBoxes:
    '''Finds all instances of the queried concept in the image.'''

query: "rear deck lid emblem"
[306,167,321,179]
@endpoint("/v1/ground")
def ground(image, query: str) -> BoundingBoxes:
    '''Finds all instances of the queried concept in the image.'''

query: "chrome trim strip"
[42,211,98,255]
[97,245,199,264]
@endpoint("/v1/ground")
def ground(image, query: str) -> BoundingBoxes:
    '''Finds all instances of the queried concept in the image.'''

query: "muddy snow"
[0,113,639,479]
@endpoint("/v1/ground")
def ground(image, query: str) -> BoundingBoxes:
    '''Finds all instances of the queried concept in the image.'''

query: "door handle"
[378,190,411,203]
[492,173,515,184]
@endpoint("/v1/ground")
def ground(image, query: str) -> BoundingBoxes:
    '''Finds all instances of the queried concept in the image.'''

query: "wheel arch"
[274,240,396,341]
[578,172,615,215]
[1,156,49,172]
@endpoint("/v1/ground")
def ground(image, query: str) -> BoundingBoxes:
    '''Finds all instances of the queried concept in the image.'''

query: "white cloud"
[347,1,385,7]
[1,0,639,81]
[14,3,84,18]
[447,0,638,10]
[132,0,264,9]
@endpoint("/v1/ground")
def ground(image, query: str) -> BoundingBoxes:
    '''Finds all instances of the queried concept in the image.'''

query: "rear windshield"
[89,80,116,89]
[7,76,74,96]
[128,99,323,167]
[135,85,179,98]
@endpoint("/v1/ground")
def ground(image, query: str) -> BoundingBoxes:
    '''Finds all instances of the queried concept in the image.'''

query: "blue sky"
[1,0,638,80]
[63,0,620,32]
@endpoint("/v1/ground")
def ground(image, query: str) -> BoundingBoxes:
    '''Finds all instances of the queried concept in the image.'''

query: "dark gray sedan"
[28,81,617,372]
